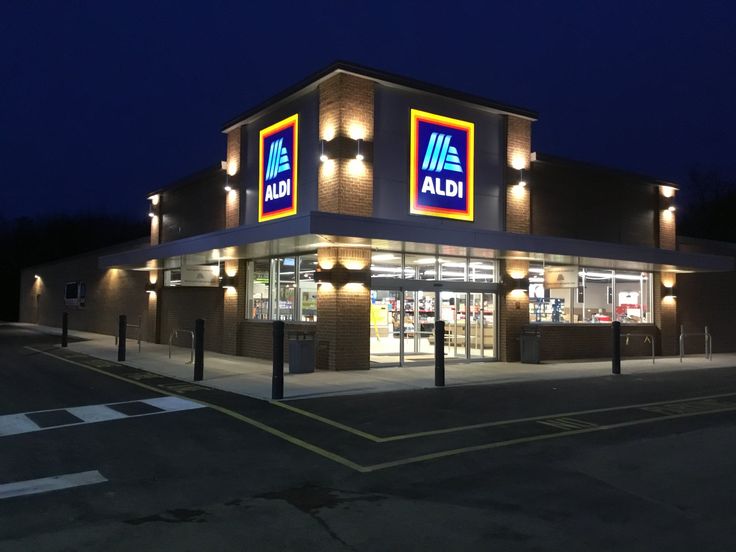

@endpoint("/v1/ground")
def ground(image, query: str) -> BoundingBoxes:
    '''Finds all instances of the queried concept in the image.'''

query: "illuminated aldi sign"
[410,109,474,221]
[259,114,298,222]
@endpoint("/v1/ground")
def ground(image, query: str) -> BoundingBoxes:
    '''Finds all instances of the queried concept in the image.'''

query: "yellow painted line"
[269,400,383,442]
[24,347,369,473]
[360,404,736,472]
[275,390,736,443]
[25,346,736,474]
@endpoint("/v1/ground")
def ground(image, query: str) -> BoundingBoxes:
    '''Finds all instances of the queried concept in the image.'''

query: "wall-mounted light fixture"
[517,169,526,188]
[144,282,156,293]
[320,139,328,163]
[512,277,529,291]
[34,274,40,279]
[148,204,155,218]
[356,139,364,161]
[667,204,676,213]
[662,283,677,299]
[315,266,371,288]
[220,275,237,289]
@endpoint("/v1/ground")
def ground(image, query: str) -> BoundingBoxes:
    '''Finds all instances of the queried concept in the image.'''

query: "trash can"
[288,332,316,374]
[520,327,541,364]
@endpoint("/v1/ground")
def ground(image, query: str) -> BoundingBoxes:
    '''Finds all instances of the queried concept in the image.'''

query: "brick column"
[657,186,678,355]
[318,73,374,216]
[500,116,533,361]
[499,259,529,362]
[316,247,371,371]
[220,259,242,355]
[505,116,531,233]
[225,128,242,228]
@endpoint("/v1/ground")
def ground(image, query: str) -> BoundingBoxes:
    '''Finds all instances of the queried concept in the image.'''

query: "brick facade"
[318,73,375,217]
[316,247,371,370]
[19,242,154,343]
[225,128,241,228]
[531,324,661,360]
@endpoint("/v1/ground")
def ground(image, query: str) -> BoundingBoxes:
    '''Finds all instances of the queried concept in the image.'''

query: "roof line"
[221,61,538,132]
[146,163,224,198]
[531,152,678,189]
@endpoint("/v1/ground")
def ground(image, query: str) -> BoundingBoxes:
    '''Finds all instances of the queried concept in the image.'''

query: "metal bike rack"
[114,314,142,353]
[679,324,713,362]
[169,329,195,364]
[622,333,656,364]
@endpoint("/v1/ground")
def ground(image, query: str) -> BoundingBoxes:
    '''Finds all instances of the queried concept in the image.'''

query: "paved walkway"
[18,324,736,401]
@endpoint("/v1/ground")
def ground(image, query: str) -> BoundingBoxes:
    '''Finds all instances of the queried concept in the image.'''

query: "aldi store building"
[20,63,735,370]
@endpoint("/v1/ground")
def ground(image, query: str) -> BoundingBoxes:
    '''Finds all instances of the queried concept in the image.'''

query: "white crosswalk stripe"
[0,397,206,438]
[0,414,41,436]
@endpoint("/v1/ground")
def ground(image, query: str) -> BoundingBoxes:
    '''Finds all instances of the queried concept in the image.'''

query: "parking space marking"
[273,391,736,443]
[0,470,107,500]
[360,403,736,472]
[25,346,367,473]
[24,346,736,474]
[538,418,599,430]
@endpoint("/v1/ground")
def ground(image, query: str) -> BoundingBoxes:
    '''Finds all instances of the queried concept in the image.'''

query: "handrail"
[679,324,713,363]
[621,333,656,365]
[169,329,194,364]
[114,315,142,352]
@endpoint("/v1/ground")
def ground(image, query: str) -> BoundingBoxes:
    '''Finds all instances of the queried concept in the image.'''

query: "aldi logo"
[259,114,298,222]
[410,109,474,221]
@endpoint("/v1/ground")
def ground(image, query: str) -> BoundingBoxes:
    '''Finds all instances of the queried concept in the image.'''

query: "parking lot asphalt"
[3,324,736,551]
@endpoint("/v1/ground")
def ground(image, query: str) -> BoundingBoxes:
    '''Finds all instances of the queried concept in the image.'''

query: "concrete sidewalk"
[18,323,736,401]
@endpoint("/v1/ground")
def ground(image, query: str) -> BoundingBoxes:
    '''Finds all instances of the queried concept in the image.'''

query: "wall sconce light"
[517,169,526,188]
[662,283,677,299]
[315,266,371,287]
[506,277,529,292]
[148,204,155,218]
[224,174,234,192]
[355,139,364,161]
[34,274,40,279]
[220,275,237,289]
[144,282,156,293]
[667,204,676,213]
[320,139,328,163]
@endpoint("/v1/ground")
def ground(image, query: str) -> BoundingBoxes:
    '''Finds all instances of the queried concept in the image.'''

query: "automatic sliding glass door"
[370,283,497,366]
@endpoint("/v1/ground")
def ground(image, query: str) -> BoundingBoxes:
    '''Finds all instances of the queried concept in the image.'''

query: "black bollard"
[272,321,285,400]
[194,318,204,381]
[435,320,445,387]
[612,321,621,375]
[118,314,127,361]
[61,312,68,348]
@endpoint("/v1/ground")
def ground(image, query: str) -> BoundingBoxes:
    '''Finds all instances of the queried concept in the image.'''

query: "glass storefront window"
[370,253,403,278]
[529,264,653,324]
[298,254,317,322]
[468,259,495,283]
[272,257,296,321]
[248,259,270,319]
[614,270,652,323]
[247,255,318,322]
[439,257,467,281]
[580,268,613,323]
[404,254,437,280]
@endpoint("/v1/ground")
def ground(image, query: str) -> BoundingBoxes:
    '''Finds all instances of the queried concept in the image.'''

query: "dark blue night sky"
[1,1,735,220]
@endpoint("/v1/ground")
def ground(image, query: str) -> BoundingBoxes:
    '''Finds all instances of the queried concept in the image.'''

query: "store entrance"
[370,281,498,366]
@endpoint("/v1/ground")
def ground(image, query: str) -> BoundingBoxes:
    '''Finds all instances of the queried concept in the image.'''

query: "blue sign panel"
[410,109,474,221]
[259,114,298,222]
